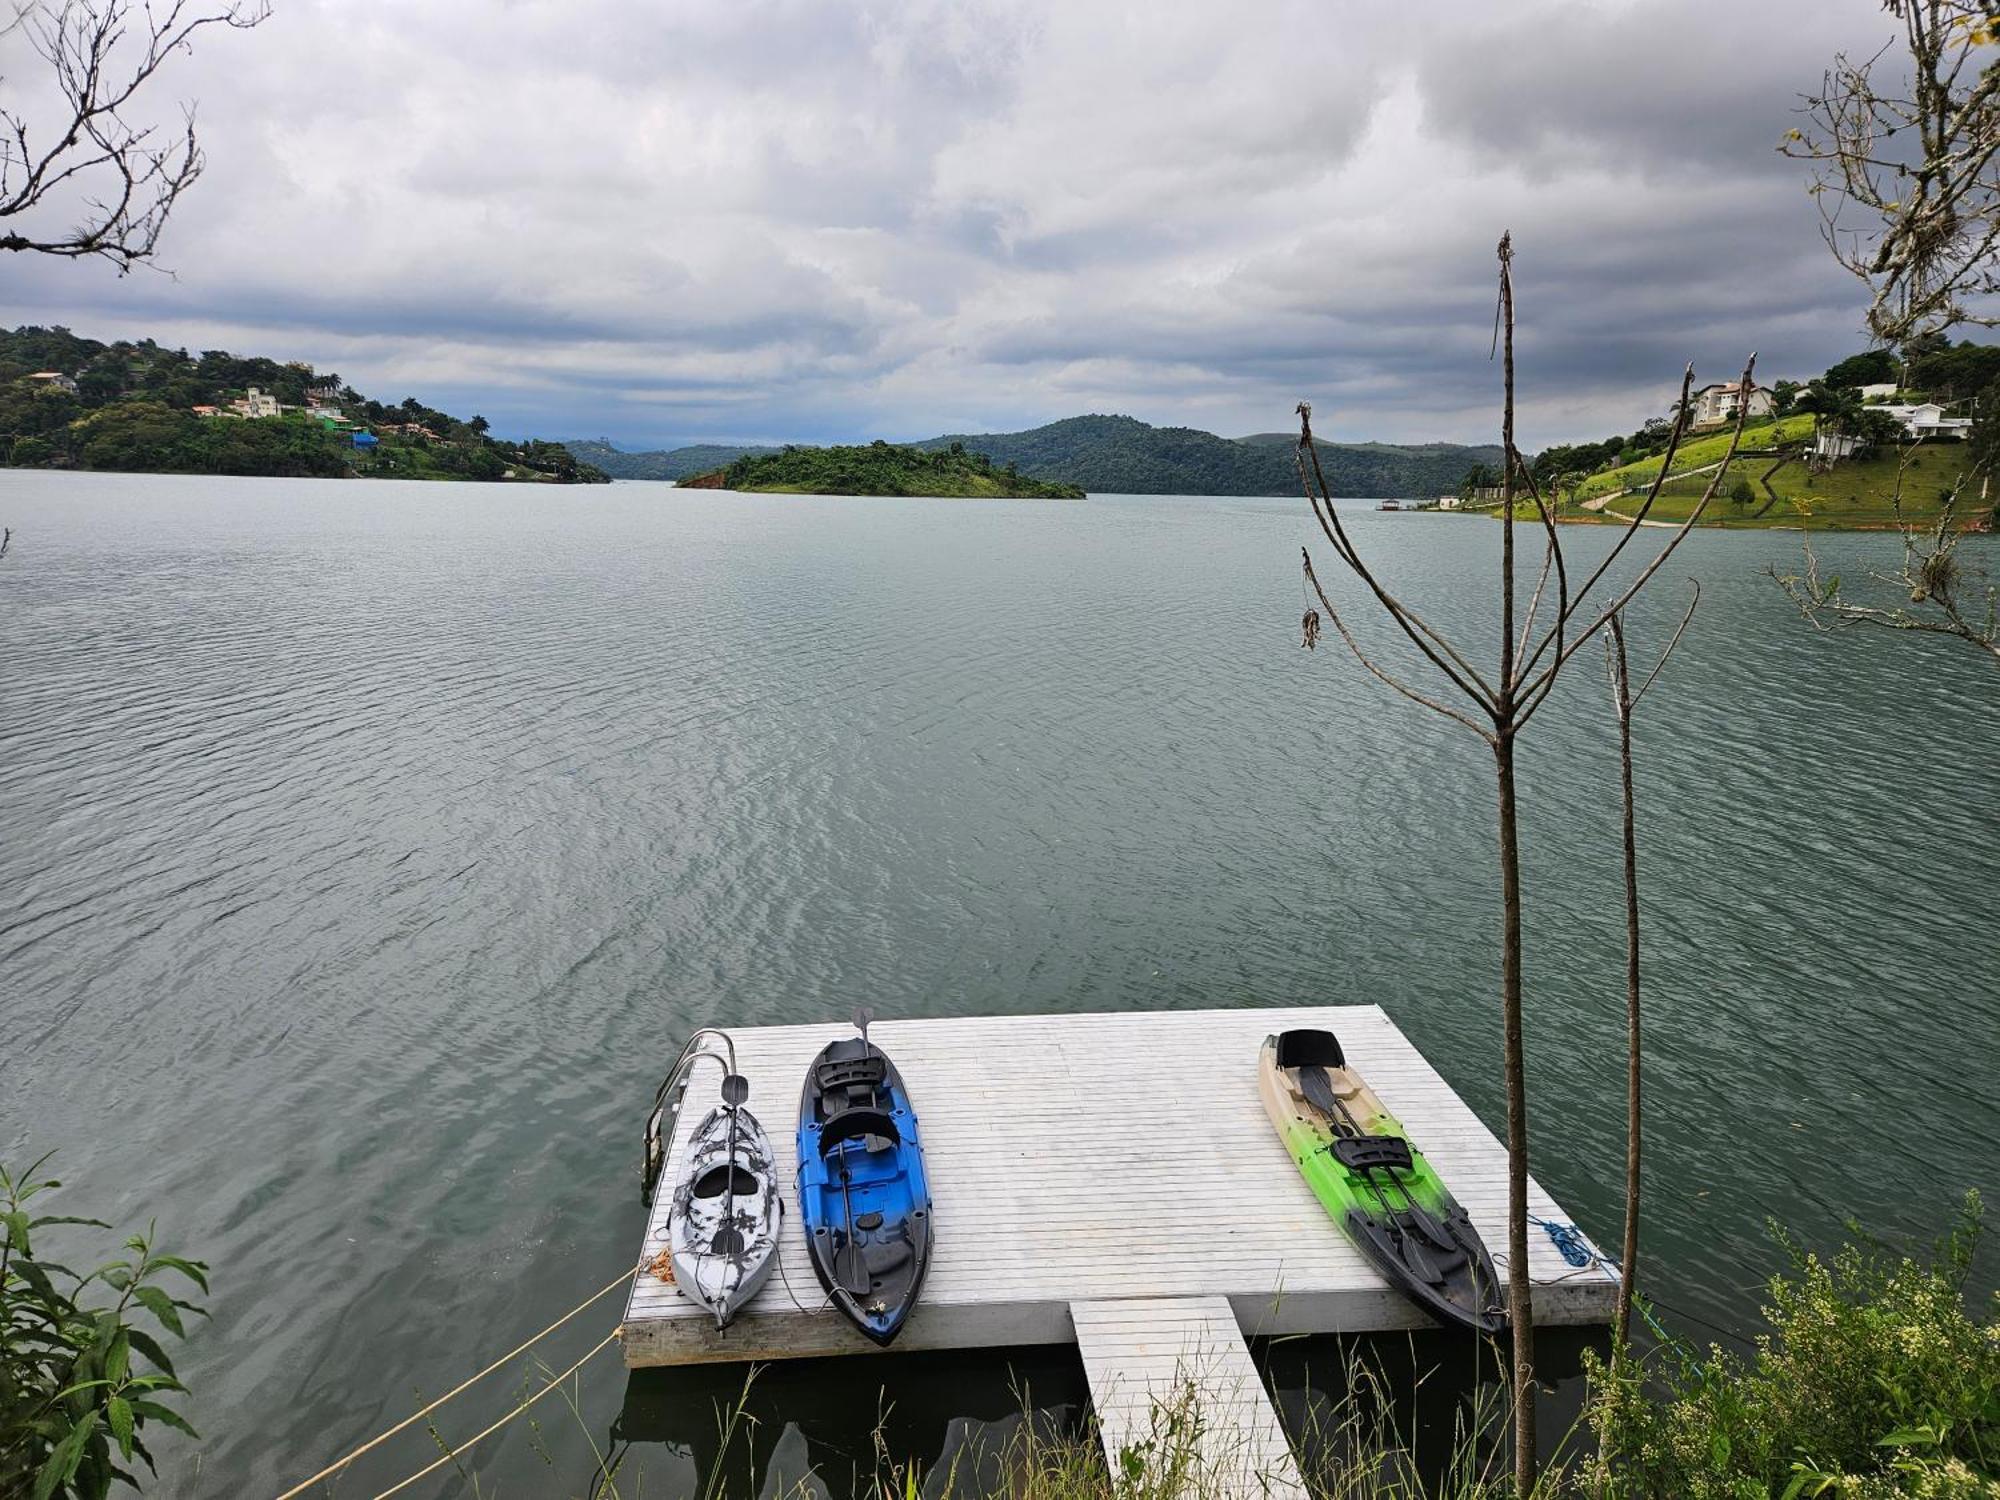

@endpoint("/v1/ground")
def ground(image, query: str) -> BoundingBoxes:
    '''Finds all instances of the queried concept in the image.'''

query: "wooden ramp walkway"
[1072,1296,1308,1500]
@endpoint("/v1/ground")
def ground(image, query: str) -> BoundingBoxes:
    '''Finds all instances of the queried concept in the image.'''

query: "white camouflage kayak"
[666,1093,781,1329]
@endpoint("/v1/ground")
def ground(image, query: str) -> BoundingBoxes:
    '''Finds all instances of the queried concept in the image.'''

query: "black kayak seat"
[816,1055,886,1093]
[1275,1029,1346,1070]
[818,1107,902,1152]
[1334,1134,1414,1173]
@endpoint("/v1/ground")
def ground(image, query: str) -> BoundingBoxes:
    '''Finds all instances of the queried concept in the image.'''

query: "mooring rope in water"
[367,1329,621,1499]
[271,1264,635,1500]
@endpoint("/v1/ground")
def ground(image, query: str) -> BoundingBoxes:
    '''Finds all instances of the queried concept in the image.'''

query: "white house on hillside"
[25,371,78,394]
[1880,402,1972,439]
[1858,382,1899,400]
[1689,381,1774,426]
[232,386,280,419]
[1814,401,1973,460]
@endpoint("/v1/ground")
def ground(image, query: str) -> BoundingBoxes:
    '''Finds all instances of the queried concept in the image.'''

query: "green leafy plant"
[1585,1191,1998,1500]
[0,1156,208,1500]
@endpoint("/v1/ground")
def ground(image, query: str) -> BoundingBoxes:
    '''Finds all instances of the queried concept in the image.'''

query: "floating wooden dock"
[622,1005,1617,1490]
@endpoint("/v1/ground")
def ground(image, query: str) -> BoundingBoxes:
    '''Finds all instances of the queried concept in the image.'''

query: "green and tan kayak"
[1259,1029,1505,1335]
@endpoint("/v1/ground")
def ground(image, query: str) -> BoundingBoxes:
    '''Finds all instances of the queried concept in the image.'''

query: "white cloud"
[0,0,1910,447]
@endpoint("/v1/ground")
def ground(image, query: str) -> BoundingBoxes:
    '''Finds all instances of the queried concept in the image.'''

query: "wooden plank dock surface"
[622,1003,1617,1367]
[1072,1296,1309,1500]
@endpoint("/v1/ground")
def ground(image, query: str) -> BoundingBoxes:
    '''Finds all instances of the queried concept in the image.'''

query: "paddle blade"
[711,1225,746,1257]
[720,1074,749,1107]
[853,1007,875,1045]
[834,1242,870,1295]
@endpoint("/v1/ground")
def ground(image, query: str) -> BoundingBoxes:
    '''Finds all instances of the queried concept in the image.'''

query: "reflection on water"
[603,1329,1601,1497]
[615,1346,1089,1499]
[2,471,1994,1496]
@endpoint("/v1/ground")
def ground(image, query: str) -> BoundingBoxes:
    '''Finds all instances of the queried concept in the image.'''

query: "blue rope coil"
[1541,1218,1593,1267]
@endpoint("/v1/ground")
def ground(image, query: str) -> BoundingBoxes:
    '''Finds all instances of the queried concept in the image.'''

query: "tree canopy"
[702,439,1085,498]
[0,325,607,482]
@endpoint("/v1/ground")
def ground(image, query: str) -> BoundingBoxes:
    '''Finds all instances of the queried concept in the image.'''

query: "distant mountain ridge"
[566,416,1501,497]
[560,438,783,480]
[911,416,1502,497]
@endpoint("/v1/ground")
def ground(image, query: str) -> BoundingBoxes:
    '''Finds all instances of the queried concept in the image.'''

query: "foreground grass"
[575,1198,1995,1500]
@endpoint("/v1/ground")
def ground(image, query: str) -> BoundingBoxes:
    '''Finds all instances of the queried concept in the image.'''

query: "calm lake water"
[3,471,1995,1497]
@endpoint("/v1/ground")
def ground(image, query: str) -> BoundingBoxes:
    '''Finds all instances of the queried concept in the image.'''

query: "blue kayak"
[796,1024,933,1345]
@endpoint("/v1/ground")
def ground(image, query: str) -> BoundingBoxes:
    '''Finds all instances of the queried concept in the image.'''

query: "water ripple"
[1,473,1995,1496]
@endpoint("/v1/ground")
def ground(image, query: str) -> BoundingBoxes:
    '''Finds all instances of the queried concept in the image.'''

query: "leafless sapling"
[1296,233,1755,1490]
[1602,586,1699,1355]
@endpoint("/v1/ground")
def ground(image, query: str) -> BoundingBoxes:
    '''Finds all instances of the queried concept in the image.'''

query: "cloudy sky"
[1,0,1907,449]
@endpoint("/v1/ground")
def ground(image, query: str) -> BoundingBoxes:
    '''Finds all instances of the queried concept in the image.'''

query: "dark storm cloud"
[0,0,1917,448]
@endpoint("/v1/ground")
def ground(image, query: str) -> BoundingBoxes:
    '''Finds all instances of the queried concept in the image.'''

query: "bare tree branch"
[1288,235,1753,1489]
[1629,580,1703,708]
[1509,454,1571,682]
[1295,418,1502,712]
[1300,550,1496,741]
[1772,466,2000,662]
[0,0,268,272]
[1515,357,1757,725]
[1513,365,1700,688]
[1782,1,2000,342]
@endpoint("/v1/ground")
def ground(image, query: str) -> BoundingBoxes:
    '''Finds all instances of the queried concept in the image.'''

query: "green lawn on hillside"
[1605,442,1989,529]
[1569,414,1819,501]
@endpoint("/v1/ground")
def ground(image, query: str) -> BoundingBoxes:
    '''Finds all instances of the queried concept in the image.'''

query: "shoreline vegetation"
[1545,414,1991,531]
[570,415,1507,496]
[0,326,609,485]
[683,440,1088,498]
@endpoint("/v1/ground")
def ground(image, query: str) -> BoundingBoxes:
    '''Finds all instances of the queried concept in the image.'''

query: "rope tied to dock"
[367,1330,621,1499]
[271,1263,635,1500]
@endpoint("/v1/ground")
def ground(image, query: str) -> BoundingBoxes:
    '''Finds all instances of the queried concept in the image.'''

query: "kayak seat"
[816,1056,887,1093]
[1276,1029,1346,1070]
[819,1108,902,1152]
[1334,1135,1415,1173]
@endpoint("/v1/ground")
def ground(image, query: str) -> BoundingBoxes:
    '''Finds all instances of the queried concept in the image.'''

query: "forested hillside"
[565,415,1502,496]
[561,438,781,480]
[691,440,1084,497]
[910,415,1503,497]
[1,327,608,482]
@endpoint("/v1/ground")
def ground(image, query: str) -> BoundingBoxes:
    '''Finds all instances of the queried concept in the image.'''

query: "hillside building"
[1689,381,1774,427]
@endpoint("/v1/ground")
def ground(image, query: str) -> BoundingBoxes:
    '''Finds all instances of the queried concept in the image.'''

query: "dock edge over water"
[622,1004,1617,1366]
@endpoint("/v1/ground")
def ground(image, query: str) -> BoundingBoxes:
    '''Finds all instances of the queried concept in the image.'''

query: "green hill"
[911,415,1503,497]
[569,415,1503,497]
[0,326,607,483]
[692,440,1085,498]
[1595,442,1988,529]
[561,438,782,481]
[1570,414,1818,501]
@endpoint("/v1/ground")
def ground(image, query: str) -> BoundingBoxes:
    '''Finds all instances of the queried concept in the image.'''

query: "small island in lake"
[684,439,1087,498]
